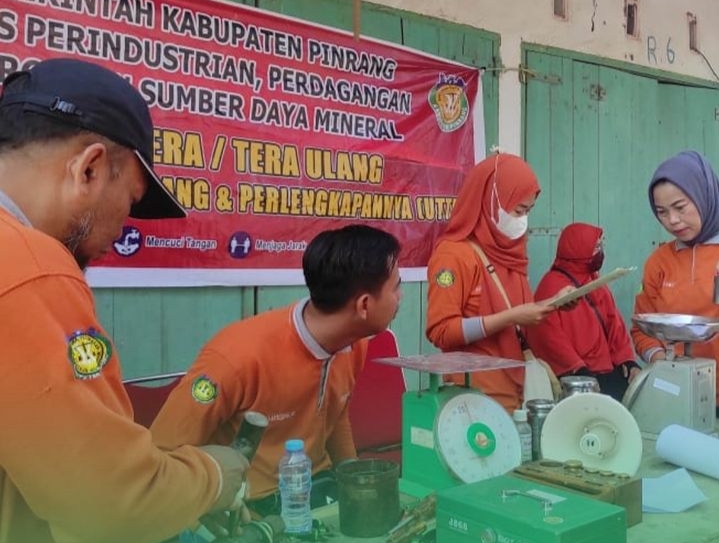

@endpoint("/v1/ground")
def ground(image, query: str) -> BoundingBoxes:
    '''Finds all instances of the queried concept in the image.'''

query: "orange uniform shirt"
[151,303,367,499]
[632,241,719,403]
[0,208,219,543]
[426,240,526,412]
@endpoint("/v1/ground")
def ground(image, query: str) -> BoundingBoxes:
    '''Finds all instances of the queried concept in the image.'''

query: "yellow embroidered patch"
[436,269,455,288]
[67,328,112,380]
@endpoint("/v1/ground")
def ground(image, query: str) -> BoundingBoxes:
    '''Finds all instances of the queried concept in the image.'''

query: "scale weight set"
[375,352,639,543]
[374,352,526,496]
[375,352,643,494]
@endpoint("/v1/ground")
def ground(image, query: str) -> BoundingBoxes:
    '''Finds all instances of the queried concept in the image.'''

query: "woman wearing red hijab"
[426,153,564,412]
[526,222,640,400]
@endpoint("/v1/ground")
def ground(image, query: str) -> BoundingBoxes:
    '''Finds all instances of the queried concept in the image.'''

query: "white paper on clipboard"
[547,267,636,307]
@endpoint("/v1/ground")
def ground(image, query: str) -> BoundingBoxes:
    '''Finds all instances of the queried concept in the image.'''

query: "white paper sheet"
[547,267,636,307]
[642,468,707,513]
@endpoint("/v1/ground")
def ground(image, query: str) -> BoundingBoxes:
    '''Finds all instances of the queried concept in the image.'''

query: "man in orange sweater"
[0,58,249,543]
[151,225,402,515]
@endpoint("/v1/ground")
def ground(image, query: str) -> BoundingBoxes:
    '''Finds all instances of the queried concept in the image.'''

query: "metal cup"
[526,399,555,461]
[560,375,600,399]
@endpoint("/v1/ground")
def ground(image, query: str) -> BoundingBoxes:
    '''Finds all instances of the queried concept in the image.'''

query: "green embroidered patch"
[191,375,218,404]
[435,269,455,288]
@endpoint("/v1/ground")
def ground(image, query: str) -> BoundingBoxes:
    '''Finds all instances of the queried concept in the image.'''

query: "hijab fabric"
[439,153,540,274]
[649,150,719,245]
[553,222,603,282]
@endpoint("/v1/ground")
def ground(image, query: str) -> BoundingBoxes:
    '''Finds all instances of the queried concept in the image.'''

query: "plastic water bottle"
[513,409,532,464]
[279,439,313,534]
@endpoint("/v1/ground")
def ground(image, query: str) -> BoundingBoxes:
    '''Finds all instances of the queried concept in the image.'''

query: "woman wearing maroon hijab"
[527,223,639,400]
[426,153,569,412]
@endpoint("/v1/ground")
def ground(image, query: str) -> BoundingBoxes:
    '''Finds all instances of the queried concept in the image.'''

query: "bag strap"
[468,241,513,309]
[468,241,531,353]
[551,266,609,337]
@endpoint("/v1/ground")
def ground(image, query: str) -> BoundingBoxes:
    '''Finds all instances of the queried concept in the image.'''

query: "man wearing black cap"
[0,58,249,543]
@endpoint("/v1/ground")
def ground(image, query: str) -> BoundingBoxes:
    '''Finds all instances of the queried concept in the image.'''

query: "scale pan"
[632,313,719,343]
[541,393,642,476]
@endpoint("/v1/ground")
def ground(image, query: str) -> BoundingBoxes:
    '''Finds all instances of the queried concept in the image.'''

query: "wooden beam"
[353,0,361,40]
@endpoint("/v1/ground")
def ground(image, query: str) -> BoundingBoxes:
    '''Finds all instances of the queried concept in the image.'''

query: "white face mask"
[490,163,529,240]
[495,207,528,239]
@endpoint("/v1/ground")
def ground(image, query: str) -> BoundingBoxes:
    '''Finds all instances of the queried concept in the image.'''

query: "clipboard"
[547,267,636,307]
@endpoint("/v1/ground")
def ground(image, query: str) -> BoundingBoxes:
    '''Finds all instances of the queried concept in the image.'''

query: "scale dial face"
[435,392,521,483]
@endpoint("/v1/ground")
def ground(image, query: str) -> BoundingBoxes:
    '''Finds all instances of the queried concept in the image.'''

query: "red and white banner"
[1,0,484,286]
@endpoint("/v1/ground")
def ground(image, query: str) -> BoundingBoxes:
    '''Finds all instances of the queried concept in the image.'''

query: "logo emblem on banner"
[429,74,470,132]
[229,232,252,259]
[67,329,112,379]
[113,226,142,257]
[191,376,218,404]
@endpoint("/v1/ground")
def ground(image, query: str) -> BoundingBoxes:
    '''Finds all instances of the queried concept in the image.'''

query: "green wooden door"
[524,48,719,323]
[94,0,500,377]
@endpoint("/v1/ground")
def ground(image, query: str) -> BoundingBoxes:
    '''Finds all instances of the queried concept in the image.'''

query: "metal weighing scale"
[374,352,525,497]
[624,313,718,438]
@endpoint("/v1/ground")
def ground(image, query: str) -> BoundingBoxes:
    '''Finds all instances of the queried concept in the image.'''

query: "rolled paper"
[656,424,719,480]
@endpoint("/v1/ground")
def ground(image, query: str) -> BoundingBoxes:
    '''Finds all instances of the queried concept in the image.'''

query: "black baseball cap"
[0,58,186,220]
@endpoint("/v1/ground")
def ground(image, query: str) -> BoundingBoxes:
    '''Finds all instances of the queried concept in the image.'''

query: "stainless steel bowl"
[632,313,719,342]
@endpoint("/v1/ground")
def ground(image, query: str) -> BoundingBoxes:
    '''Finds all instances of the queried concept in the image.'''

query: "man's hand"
[200,444,250,512]
[199,504,252,540]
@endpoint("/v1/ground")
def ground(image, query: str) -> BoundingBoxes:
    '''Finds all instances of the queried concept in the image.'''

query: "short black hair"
[0,103,91,153]
[303,224,401,313]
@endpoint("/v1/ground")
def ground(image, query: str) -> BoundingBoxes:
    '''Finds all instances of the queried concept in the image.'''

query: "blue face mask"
[495,207,528,239]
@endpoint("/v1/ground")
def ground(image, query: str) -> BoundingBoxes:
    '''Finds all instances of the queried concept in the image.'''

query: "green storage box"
[437,475,626,543]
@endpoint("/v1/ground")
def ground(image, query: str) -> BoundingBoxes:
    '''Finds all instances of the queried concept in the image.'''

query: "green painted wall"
[523,47,719,325]
[94,0,500,378]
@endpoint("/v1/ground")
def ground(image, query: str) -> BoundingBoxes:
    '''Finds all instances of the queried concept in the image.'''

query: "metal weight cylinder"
[559,375,600,399]
[525,399,555,461]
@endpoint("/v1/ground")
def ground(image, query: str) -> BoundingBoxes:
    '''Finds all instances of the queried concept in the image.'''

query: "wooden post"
[353,0,361,41]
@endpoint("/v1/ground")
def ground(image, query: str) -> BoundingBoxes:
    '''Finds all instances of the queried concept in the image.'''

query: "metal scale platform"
[624,313,718,438]
[374,352,525,496]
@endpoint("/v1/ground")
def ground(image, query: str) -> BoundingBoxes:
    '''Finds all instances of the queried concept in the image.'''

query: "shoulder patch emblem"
[67,328,112,380]
[191,375,218,404]
[435,269,455,288]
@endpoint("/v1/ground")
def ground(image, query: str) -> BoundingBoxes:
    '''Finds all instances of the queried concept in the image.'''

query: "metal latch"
[589,84,606,101]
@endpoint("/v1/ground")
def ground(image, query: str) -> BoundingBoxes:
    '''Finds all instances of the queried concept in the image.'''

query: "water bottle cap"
[285,439,304,452]
[513,409,528,422]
